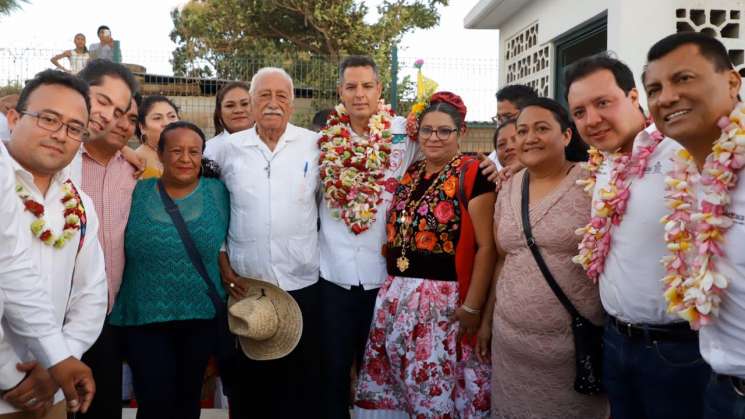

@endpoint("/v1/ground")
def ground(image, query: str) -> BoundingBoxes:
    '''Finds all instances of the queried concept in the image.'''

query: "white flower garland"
[661,102,745,328]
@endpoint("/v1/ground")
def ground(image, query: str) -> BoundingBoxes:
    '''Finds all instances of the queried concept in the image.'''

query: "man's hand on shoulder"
[120,147,145,178]
[477,153,499,183]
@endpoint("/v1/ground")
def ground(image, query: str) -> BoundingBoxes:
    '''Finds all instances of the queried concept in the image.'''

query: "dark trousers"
[319,278,378,419]
[704,373,745,419]
[124,319,216,419]
[229,281,322,419]
[78,320,123,419]
[603,318,710,419]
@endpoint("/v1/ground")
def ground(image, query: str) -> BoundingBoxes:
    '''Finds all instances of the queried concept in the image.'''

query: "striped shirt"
[74,148,137,312]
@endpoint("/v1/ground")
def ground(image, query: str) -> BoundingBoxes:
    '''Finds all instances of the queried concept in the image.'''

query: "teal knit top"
[109,178,230,326]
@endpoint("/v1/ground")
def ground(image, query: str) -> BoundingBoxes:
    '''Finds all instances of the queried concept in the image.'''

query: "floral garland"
[573,129,665,281]
[661,102,745,329]
[575,147,605,195]
[319,100,394,235]
[16,179,85,248]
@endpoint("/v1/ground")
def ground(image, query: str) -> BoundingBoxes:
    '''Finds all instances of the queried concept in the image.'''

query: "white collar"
[239,124,300,148]
[9,152,72,196]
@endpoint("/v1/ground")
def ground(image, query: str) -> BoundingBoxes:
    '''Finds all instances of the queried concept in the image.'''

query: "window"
[553,13,608,106]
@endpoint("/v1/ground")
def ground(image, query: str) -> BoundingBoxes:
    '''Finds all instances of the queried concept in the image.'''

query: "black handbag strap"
[157,180,225,312]
[520,171,581,319]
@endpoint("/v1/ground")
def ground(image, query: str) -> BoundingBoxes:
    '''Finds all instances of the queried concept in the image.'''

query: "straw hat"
[227,277,303,361]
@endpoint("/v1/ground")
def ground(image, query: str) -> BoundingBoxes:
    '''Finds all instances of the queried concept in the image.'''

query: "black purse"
[156,180,239,396]
[520,172,604,395]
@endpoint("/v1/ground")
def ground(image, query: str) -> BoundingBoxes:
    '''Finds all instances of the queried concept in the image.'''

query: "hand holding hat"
[227,277,303,361]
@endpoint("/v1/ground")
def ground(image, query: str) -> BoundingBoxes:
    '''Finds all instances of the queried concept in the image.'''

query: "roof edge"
[464,0,533,29]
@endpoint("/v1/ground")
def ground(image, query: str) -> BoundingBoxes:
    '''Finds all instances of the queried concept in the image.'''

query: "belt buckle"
[624,322,634,338]
[731,377,745,397]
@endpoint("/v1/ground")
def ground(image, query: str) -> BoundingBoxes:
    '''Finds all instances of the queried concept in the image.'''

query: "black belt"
[714,372,745,397]
[608,316,698,342]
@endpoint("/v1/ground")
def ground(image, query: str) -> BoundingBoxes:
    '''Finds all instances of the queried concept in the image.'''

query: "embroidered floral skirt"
[355,275,491,418]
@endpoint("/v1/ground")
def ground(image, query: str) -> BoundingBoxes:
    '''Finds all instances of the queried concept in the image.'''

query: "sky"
[0,0,500,120]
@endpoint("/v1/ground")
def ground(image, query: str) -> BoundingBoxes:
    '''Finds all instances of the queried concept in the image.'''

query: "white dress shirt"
[210,124,320,291]
[204,130,231,161]
[699,159,745,379]
[0,113,9,141]
[596,126,684,325]
[0,155,107,413]
[0,143,72,391]
[487,150,503,171]
[319,117,420,289]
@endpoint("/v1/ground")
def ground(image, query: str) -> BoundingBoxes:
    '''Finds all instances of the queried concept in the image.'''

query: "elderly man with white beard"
[206,67,321,419]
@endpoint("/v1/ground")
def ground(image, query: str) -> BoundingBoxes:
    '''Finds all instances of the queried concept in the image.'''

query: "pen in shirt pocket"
[303,161,308,177]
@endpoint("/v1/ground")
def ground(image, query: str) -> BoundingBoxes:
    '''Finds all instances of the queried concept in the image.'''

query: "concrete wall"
[497,0,610,94]
[461,124,496,154]
[497,0,745,104]
[610,0,745,105]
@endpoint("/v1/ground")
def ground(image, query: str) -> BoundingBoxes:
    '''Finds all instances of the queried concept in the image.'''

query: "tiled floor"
[122,408,228,418]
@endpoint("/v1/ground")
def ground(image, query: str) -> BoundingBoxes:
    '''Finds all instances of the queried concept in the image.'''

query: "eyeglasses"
[491,112,518,124]
[21,111,89,142]
[419,126,457,141]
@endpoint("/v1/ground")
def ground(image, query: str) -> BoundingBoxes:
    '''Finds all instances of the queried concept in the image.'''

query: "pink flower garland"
[573,129,664,282]
[661,102,745,329]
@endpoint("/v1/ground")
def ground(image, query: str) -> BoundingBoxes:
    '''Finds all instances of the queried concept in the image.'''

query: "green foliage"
[169,0,447,108]
[395,74,416,116]
[0,0,27,15]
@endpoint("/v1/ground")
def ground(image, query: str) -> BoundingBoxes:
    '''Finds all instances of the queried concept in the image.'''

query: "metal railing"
[0,47,498,151]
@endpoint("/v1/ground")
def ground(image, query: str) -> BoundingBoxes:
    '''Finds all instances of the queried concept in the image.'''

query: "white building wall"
[497,0,745,103]
[611,0,745,105]
[498,0,610,96]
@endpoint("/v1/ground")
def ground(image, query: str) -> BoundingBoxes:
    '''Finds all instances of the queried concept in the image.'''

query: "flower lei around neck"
[319,100,395,235]
[661,102,745,329]
[575,147,605,195]
[16,179,85,248]
[573,128,665,281]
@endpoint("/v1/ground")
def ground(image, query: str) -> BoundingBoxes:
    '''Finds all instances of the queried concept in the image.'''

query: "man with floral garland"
[566,53,710,419]
[565,55,709,419]
[318,55,497,419]
[643,32,745,419]
[0,141,97,417]
[318,55,414,419]
[0,70,107,418]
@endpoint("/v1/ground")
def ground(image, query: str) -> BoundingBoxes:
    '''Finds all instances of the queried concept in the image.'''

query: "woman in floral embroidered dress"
[484,97,608,419]
[355,92,497,418]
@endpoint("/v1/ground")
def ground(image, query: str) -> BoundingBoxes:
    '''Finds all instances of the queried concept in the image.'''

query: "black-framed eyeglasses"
[491,112,518,124]
[20,111,89,142]
[419,126,457,141]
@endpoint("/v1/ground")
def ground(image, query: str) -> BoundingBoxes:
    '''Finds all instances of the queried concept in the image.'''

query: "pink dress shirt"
[80,148,137,312]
